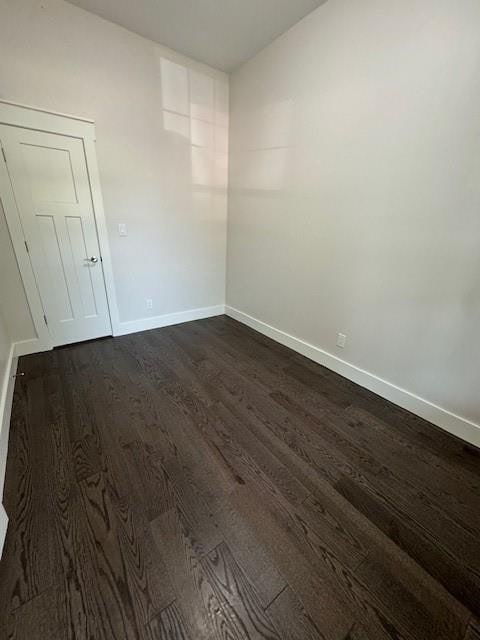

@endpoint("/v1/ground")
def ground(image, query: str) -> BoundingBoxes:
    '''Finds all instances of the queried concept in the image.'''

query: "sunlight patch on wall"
[159,56,229,189]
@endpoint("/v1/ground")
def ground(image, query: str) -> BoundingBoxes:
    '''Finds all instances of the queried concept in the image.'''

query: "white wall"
[0,312,11,408]
[0,308,13,498]
[0,0,228,328]
[227,0,480,429]
[0,308,15,557]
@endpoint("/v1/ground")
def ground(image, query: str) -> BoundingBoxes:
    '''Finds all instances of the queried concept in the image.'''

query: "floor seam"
[264,584,288,611]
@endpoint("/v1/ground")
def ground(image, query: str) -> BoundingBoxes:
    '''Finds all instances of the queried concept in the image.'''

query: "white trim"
[83,138,121,335]
[0,101,120,350]
[0,344,17,558]
[116,305,226,336]
[0,99,94,124]
[0,504,7,559]
[13,338,50,358]
[0,100,95,138]
[225,306,480,449]
[0,150,53,353]
[0,343,16,497]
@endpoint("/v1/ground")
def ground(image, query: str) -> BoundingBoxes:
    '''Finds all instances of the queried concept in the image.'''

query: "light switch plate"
[118,223,127,236]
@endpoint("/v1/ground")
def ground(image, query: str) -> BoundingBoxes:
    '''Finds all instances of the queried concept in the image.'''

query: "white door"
[0,124,112,346]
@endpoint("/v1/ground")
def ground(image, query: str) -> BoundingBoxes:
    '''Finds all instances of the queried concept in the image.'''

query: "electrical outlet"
[146,298,153,309]
[118,223,127,236]
[336,333,347,348]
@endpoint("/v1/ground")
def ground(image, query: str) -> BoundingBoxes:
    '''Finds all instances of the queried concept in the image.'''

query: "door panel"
[22,143,79,204]
[65,215,99,318]
[0,125,111,346]
[36,214,74,322]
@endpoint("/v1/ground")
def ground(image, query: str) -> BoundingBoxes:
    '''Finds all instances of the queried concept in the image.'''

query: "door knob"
[84,256,99,263]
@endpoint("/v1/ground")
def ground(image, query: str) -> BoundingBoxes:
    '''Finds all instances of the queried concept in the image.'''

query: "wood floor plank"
[162,356,371,580]
[9,584,67,640]
[150,507,221,640]
[123,440,172,522]
[201,542,281,639]
[345,406,480,503]
[231,482,418,639]
[266,586,326,640]
[152,388,238,505]
[226,486,356,639]
[116,333,174,390]
[163,464,223,558]
[79,460,174,637]
[145,600,191,640]
[343,624,371,639]
[0,377,59,613]
[348,392,480,479]
[465,619,480,640]
[355,549,469,640]
[336,475,480,617]
[79,471,140,638]
[267,387,480,615]
[195,557,252,640]
[91,412,177,629]
[208,403,370,581]
[114,497,175,630]
[212,494,286,608]
[335,406,480,534]
[65,407,104,482]
[148,436,225,639]
[48,418,112,640]
[2,316,480,639]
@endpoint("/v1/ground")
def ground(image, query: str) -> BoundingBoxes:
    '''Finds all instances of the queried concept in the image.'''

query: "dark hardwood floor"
[0,315,479,639]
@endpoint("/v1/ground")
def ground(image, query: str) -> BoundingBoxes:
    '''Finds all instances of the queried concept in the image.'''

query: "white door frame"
[0,99,120,354]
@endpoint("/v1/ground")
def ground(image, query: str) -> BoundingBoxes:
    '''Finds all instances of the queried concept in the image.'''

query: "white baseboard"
[10,305,227,353]
[0,344,18,558]
[115,304,226,337]
[0,504,7,559]
[13,337,51,358]
[225,305,480,449]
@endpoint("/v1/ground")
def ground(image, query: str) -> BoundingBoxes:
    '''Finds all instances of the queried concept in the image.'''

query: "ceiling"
[65,0,326,72]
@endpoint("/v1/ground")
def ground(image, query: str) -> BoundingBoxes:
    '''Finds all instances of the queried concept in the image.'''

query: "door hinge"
[43,314,48,326]
[1,146,6,165]
[24,240,29,253]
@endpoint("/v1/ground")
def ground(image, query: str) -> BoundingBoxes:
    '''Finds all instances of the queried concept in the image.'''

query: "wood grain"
[465,620,480,640]
[0,377,58,612]
[10,584,67,640]
[1,315,479,639]
[201,542,280,639]
[146,600,191,640]
[266,586,325,640]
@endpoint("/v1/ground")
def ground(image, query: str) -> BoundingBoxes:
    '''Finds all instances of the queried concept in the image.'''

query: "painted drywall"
[0,0,228,327]
[0,185,23,557]
[0,307,15,556]
[0,312,10,404]
[0,201,36,343]
[0,309,13,503]
[227,0,480,426]
[66,0,326,72]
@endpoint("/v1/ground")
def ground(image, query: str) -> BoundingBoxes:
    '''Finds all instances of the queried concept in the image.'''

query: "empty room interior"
[1,0,480,638]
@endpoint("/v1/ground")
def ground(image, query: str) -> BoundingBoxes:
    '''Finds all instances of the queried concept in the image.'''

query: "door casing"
[0,99,120,355]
